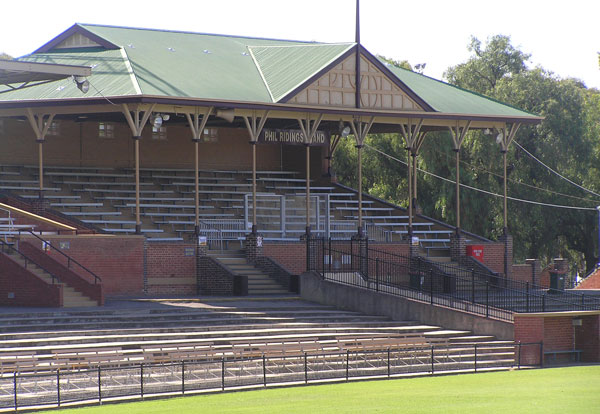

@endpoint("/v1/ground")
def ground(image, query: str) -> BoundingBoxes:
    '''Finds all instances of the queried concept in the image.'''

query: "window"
[98,122,114,139]
[152,126,168,141]
[203,127,219,143]
[46,121,60,136]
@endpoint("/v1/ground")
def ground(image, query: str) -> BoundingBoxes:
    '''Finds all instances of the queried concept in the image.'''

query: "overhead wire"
[512,140,600,199]
[427,145,600,204]
[364,143,597,212]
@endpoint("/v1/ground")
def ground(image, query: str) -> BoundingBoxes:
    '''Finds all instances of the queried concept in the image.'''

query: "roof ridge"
[119,47,142,95]
[247,47,276,103]
[78,23,323,45]
[248,43,355,49]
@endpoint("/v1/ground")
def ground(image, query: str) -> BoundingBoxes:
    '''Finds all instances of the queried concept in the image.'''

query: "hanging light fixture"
[73,76,89,93]
[339,120,351,137]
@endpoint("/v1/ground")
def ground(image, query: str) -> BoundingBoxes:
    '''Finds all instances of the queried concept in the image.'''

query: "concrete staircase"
[209,250,289,295]
[5,251,98,307]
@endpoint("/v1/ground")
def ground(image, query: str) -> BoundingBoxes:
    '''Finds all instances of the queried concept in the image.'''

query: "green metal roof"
[249,43,353,102]
[1,48,137,99]
[0,23,540,120]
[382,60,536,117]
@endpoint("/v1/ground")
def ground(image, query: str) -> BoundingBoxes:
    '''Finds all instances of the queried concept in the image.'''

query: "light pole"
[596,206,600,267]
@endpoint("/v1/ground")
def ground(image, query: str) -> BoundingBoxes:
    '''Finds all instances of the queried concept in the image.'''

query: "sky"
[1,0,599,89]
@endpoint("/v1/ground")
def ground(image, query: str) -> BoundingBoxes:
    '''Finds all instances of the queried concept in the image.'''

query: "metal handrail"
[23,231,102,284]
[0,239,61,285]
[309,239,600,320]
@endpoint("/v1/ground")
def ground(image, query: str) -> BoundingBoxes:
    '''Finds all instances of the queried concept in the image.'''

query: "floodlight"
[74,76,89,93]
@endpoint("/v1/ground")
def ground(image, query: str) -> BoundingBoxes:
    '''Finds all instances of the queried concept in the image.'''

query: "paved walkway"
[0,294,305,316]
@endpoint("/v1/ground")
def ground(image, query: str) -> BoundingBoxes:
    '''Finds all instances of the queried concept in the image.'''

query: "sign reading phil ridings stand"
[258,129,329,146]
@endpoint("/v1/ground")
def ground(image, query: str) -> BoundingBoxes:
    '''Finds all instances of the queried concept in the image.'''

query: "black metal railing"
[0,342,540,411]
[0,239,61,284]
[24,231,102,284]
[307,238,600,321]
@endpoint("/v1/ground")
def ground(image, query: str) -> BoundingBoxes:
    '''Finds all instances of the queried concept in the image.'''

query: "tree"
[333,35,600,273]
[0,53,11,60]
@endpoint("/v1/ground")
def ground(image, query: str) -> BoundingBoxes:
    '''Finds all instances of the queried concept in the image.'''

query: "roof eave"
[0,94,544,124]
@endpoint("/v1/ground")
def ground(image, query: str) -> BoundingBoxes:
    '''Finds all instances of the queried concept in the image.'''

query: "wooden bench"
[544,349,582,363]
[62,211,121,216]
[20,194,81,200]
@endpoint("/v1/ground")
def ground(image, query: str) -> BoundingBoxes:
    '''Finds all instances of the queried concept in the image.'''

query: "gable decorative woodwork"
[54,33,102,49]
[288,53,423,111]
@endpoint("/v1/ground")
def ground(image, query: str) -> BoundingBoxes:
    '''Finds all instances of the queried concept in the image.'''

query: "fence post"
[430,269,434,305]
[350,238,354,270]
[304,352,308,384]
[263,354,267,387]
[221,358,225,391]
[582,294,585,308]
[98,366,102,404]
[526,282,530,312]
[140,363,144,399]
[474,344,477,373]
[376,258,380,292]
[328,238,332,275]
[486,282,490,318]
[540,342,544,368]
[322,237,326,274]
[542,294,546,312]
[471,269,475,303]
[387,348,391,378]
[13,371,17,411]
[346,350,349,381]
[431,346,435,373]
[306,234,310,272]
[57,369,61,407]
[517,342,522,369]
[181,361,185,395]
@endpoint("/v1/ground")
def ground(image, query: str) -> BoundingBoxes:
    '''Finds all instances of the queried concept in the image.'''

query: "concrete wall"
[300,271,514,340]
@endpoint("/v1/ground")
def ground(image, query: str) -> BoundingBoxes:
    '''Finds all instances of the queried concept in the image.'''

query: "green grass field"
[51,366,599,414]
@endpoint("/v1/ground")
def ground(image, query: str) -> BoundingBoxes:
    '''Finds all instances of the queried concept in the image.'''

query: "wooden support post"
[25,109,55,200]
[122,103,155,234]
[399,119,424,241]
[297,113,324,236]
[350,116,374,237]
[448,120,471,234]
[185,107,213,236]
[243,111,270,233]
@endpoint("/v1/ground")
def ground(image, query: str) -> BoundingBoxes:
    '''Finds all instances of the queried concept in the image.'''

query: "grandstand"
[0,22,598,410]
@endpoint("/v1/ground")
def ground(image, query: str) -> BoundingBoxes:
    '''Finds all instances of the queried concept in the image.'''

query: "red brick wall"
[515,314,600,365]
[19,234,144,296]
[369,242,410,256]
[19,241,103,305]
[512,264,533,284]
[263,242,306,275]
[263,241,409,276]
[0,252,62,307]
[539,267,551,289]
[513,315,544,365]
[575,315,600,362]
[476,242,505,275]
[543,317,574,351]
[145,243,197,295]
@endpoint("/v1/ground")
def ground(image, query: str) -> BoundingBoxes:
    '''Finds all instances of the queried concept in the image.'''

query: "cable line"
[427,146,599,204]
[513,140,600,199]
[364,144,597,212]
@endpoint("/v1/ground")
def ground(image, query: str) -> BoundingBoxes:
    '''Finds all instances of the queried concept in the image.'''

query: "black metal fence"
[307,238,600,321]
[0,342,540,411]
